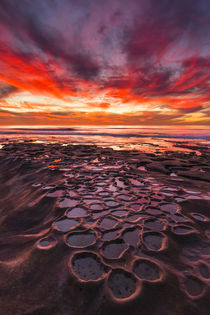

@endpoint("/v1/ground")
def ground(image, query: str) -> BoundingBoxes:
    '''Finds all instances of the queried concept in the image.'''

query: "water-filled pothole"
[112,210,128,217]
[108,269,138,300]
[59,198,78,208]
[70,251,109,281]
[133,258,162,281]
[122,227,140,247]
[127,214,141,222]
[102,239,127,259]
[191,213,207,222]
[66,231,96,248]
[67,207,86,218]
[54,218,79,232]
[37,236,57,250]
[105,200,118,207]
[100,217,118,230]
[118,194,131,201]
[146,208,162,216]
[160,203,178,214]
[173,225,195,235]
[143,232,166,251]
[130,204,142,211]
[102,230,119,241]
[184,276,205,297]
[89,203,103,211]
[144,219,165,231]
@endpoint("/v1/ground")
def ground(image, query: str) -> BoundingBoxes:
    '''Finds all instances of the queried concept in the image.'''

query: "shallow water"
[1,125,210,155]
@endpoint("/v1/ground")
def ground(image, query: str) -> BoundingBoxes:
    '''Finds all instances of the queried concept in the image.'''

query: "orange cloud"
[0,0,209,125]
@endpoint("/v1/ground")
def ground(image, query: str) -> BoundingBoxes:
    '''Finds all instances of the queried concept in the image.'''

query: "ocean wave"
[0,127,209,140]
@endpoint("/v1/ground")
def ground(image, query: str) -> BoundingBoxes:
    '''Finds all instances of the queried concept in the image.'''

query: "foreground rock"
[0,141,209,315]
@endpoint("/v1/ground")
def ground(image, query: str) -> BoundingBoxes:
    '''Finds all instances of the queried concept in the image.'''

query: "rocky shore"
[0,141,209,315]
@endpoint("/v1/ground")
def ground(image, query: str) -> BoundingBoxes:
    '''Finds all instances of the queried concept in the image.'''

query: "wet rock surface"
[0,141,209,314]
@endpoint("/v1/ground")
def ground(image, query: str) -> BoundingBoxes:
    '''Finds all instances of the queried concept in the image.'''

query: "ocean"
[0,125,209,153]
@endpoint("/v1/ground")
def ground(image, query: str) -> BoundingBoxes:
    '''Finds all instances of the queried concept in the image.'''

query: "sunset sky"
[0,0,209,126]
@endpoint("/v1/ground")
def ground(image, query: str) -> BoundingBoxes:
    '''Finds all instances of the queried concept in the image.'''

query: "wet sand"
[0,141,210,315]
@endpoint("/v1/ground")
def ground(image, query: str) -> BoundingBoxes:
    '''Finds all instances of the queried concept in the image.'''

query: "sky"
[0,0,209,126]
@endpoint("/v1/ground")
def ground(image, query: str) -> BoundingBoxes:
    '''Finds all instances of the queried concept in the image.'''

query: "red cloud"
[0,0,209,125]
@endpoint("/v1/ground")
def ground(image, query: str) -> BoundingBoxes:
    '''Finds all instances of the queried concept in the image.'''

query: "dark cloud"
[118,0,210,103]
[178,106,204,114]
[50,111,72,116]
[123,0,210,63]
[0,0,101,81]
[0,83,18,99]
